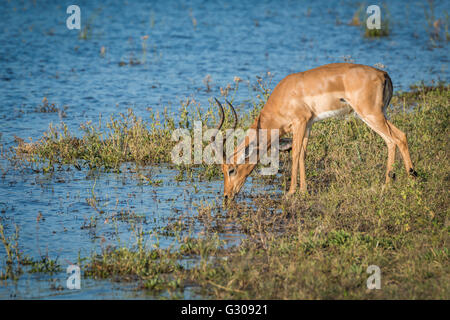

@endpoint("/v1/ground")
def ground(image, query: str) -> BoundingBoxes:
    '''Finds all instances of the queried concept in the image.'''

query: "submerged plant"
[424,0,449,46]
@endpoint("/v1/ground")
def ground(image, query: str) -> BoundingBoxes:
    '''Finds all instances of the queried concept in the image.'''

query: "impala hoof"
[409,168,418,178]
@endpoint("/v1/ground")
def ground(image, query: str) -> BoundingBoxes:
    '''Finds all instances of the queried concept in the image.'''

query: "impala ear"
[244,144,252,158]
[244,141,259,162]
[279,138,293,152]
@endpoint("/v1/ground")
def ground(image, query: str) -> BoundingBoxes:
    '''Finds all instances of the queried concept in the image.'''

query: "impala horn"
[211,98,238,148]
[226,99,238,131]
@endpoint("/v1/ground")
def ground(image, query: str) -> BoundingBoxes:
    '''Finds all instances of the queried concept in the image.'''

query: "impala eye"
[228,167,236,176]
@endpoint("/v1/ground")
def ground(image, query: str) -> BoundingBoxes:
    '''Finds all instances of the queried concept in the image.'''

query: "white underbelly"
[310,106,352,124]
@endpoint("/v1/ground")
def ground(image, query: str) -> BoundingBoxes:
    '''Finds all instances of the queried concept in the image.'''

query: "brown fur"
[221,63,415,200]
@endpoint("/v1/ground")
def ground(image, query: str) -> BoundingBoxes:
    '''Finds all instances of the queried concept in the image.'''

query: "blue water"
[0,0,448,299]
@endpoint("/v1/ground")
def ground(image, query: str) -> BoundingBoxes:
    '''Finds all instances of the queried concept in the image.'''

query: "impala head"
[211,98,253,202]
[221,159,255,202]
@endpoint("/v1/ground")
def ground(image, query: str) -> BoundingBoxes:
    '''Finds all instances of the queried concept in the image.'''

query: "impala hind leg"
[359,114,415,182]
[385,120,416,177]
[385,139,396,183]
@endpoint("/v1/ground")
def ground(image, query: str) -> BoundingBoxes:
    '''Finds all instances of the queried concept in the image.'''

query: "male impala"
[212,63,416,201]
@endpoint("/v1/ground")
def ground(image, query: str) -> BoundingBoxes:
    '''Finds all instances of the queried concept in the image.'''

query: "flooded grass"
[11,79,265,178]
[423,0,450,46]
[0,223,61,280]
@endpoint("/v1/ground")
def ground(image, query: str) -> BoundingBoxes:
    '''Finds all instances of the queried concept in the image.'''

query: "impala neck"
[232,113,278,167]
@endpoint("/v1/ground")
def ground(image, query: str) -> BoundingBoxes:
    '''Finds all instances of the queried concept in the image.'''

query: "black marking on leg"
[388,171,396,180]
[409,168,418,177]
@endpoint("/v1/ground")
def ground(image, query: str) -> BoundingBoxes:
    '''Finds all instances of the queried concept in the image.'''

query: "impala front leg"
[288,120,308,195]
[299,128,310,193]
